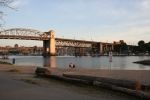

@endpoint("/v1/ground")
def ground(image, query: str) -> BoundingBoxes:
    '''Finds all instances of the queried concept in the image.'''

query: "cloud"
[10,0,29,8]
[3,0,150,46]
[140,0,150,10]
[97,21,150,44]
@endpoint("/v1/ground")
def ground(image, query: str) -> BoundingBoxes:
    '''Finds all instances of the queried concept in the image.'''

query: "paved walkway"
[47,68,150,86]
[0,72,140,100]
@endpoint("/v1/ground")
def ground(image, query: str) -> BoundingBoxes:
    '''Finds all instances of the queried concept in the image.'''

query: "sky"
[1,0,150,46]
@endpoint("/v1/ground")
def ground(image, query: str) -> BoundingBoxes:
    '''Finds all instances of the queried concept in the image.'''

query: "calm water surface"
[7,56,150,70]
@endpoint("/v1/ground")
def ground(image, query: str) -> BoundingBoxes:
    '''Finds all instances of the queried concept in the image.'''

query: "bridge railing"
[0,28,49,40]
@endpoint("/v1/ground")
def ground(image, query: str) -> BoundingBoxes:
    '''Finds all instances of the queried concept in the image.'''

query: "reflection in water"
[8,56,150,70]
[43,56,56,68]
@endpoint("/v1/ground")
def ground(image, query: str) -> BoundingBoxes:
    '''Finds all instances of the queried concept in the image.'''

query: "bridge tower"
[43,30,56,56]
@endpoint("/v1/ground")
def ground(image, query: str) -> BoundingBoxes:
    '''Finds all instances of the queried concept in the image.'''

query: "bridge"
[0,28,114,56]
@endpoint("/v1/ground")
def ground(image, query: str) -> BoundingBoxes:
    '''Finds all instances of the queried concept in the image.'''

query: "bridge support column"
[43,30,56,56]
[43,40,49,56]
[49,30,56,56]
[99,43,103,54]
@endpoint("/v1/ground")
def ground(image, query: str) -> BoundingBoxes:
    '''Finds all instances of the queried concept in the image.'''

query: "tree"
[113,40,128,54]
[148,42,150,53]
[145,42,150,54]
[120,42,128,54]
[138,40,146,53]
[0,0,15,27]
[138,40,145,46]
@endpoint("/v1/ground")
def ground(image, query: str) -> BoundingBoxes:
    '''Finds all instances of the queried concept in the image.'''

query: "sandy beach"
[0,64,36,74]
[0,64,142,100]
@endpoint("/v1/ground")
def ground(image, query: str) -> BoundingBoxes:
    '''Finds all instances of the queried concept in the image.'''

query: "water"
[6,56,150,70]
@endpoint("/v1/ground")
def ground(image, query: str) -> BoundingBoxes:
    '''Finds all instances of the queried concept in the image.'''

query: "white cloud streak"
[3,0,150,46]
[10,0,29,8]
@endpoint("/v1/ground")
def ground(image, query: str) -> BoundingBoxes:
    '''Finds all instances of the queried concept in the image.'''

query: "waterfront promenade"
[36,67,150,99]
[0,64,142,100]
[41,68,150,86]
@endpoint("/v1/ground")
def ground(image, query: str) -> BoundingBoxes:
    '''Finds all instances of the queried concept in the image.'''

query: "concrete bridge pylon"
[43,30,56,56]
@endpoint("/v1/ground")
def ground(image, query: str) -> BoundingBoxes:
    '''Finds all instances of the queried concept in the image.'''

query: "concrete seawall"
[35,68,150,100]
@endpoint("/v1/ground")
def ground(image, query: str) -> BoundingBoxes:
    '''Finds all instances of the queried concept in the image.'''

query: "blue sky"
[1,0,150,46]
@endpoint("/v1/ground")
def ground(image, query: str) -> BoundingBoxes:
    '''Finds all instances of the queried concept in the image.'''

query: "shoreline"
[134,60,150,65]
[0,64,36,74]
[36,67,150,99]
[0,63,150,99]
[0,64,142,100]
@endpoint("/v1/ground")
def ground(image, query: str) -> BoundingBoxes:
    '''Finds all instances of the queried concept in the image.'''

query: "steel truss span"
[56,39,92,47]
[0,28,49,40]
[0,28,107,49]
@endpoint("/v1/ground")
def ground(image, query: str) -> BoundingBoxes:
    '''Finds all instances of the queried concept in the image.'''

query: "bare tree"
[0,0,15,27]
